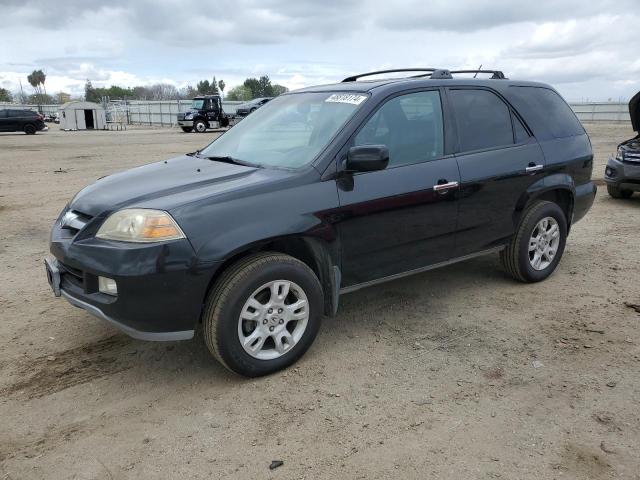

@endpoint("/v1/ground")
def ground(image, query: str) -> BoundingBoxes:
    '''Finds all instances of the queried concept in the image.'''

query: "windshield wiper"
[186,149,200,157]
[202,155,261,168]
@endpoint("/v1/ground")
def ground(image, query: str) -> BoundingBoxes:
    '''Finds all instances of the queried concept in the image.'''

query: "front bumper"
[177,120,194,127]
[47,217,219,341]
[572,181,597,225]
[605,156,640,192]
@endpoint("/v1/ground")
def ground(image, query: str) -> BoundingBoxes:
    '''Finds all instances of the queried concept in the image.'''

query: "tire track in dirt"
[1,335,134,400]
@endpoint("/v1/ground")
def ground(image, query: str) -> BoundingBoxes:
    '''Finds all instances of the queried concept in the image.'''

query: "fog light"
[605,167,616,177]
[98,276,118,296]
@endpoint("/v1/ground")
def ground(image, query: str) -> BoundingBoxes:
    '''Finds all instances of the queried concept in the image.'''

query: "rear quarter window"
[508,86,584,139]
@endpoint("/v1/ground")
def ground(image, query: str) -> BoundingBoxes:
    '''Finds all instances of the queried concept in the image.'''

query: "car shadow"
[7,253,522,397]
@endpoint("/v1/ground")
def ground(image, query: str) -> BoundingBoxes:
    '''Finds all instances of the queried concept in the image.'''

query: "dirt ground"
[1,123,639,480]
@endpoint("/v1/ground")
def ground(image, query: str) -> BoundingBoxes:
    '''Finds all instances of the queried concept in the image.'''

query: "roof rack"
[341,68,507,82]
[342,68,439,82]
[449,70,507,79]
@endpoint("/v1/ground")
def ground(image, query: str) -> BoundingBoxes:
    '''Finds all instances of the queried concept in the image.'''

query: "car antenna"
[473,64,482,79]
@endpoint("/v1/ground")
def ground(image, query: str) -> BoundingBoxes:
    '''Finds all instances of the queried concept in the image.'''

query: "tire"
[181,127,193,133]
[194,120,207,133]
[607,185,633,199]
[202,252,323,377]
[500,200,567,283]
[24,124,36,135]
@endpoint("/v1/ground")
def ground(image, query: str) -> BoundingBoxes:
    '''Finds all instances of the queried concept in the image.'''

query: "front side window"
[354,91,444,167]
[191,99,205,110]
[449,89,514,152]
[201,92,367,169]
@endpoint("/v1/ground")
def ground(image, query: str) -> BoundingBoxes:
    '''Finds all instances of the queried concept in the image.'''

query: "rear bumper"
[605,156,640,191]
[572,181,597,224]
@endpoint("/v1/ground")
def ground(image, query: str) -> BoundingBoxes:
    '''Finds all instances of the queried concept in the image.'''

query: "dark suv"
[0,109,46,134]
[46,68,596,376]
[604,90,639,198]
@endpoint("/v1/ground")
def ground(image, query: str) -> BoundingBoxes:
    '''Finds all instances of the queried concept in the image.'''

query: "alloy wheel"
[237,280,309,360]
[528,216,560,271]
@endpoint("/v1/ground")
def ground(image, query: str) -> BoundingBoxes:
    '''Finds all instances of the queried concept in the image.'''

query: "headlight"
[96,209,186,243]
[616,147,624,161]
[184,113,194,120]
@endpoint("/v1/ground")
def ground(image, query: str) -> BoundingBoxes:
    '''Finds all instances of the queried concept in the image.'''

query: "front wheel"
[24,124,36,135]
[607,185,633,199]
[202,252,323,377]
[500,200,567,283]
[181,127,193,133]
[194,120,207,133]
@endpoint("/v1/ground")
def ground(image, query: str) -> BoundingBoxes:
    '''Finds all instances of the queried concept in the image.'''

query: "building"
[58,101,106,130]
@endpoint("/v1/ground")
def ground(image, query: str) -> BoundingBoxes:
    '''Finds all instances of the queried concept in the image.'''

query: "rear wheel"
[194,120,207,133]
[181,127,193,133]
[607,185,633,199]
[202,252,323,377]
[500,200,567,283]
[24,124,36,135]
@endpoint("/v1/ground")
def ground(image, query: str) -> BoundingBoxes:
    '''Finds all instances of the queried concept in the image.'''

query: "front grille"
[623,151,640,163]
[60,210,92,236]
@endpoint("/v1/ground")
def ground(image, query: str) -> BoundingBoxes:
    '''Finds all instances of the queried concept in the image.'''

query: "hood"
[69,155,274,217]
[630,90,640,132]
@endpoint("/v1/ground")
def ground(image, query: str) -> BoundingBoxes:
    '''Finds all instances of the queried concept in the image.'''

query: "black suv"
[0,109,46,134]
[46,68,596,376]
[605,90,640,198]
[177,95,229,133]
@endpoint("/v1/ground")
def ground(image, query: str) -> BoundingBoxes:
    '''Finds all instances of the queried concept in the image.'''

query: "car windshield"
[200,91,368,169]
[192,99,205,109]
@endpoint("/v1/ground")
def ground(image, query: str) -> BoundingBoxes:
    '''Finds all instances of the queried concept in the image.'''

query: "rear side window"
[354,90,444,167]
[449,89,514,152]
[508,86,584,139]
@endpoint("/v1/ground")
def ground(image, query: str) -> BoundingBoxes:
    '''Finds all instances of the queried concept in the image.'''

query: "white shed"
[58,101,106,130]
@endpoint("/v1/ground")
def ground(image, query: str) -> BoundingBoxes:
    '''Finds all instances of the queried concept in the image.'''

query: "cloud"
[376,0,636,32]
[0,0,638,100]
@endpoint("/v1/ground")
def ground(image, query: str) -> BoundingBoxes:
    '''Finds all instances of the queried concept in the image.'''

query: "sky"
[1,0,639,102]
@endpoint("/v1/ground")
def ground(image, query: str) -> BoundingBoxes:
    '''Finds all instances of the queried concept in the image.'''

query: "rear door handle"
[433,181,459,192]
[525,164,543,173]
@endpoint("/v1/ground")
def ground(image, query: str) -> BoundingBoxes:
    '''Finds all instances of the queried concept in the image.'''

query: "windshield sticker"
[325,94,367,105]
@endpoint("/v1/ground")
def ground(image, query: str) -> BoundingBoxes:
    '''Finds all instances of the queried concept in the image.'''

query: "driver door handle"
[433,181,459,192]
[526,164,543,173]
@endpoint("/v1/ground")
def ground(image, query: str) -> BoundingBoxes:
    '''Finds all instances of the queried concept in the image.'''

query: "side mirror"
[345,145,389,172]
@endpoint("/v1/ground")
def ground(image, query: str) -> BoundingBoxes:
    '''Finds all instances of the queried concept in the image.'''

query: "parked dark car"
[46,68,596,376]
[604,90,640,198]
[177,95,229,133]
[235,97,273,116]
[0,109,46,134]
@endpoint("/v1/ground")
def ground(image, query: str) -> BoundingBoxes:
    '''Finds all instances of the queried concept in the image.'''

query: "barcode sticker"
[325,94,367,105]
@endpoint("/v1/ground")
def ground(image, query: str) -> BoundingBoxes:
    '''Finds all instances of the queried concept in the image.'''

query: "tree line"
[85,75,288,103]
[1,69,290,105]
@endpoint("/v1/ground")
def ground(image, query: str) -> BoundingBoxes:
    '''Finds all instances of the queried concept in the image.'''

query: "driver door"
[336,90,460,287]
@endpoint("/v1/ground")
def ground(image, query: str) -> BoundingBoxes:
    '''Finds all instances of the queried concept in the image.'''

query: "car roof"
[292,77,551,94]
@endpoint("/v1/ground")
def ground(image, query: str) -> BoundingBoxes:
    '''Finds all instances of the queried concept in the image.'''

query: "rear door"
[337,89,460,287]
[447,87,546,256]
